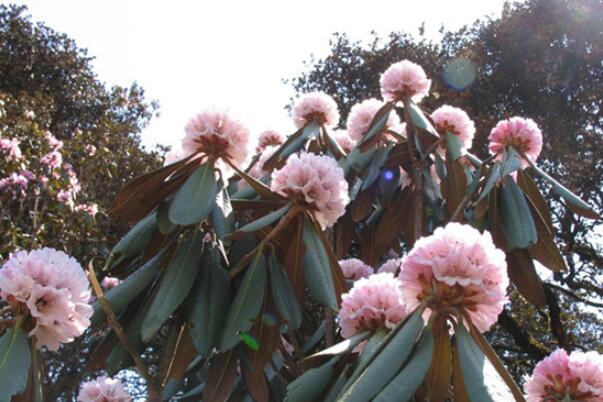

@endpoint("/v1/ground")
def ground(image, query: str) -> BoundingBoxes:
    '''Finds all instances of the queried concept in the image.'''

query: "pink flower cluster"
[380,60,431,103]
[101,276,120,290]
[292,92,340,129]
[346,98,402,142]
[270,152,349,229]
[75,202,99,217]
[0,248,93,351]
[338,273,408,338]
[247,145,278,179]
[0,172,29,197]
[339,258,374,281]
[488,116,543,169]
[44,131,63,150]
[332,130,356,153]
[525,349,603,402]
[431,105,475,154]
[41,150,63,169]
[377,257,403,275]
[78,376,131,402]
[256,129,286,153]
[84,144,97,156]
[399,222,508,333]
[182,108,252,177]
[0,137,22,161]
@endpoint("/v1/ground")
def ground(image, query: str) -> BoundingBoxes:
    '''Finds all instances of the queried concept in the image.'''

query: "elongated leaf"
[220,252,267,351]
[373,331,434,402]
[111,212,156,258]
[407,102,438,137]
[516,170,553,231]
[213,182,234,240]
[346,147,378,174]
[91,249,166,325]
[269,255,302,330]
[302,321,326,354]
[242,365,270,402]
[169,162,217,225]
[507,249,546,306]
[157,200,177,235]
[338,309,425,402]
[501,147,522,177]
[141,231,203,342]
[188,248,233,357]
[477,163,501,203]
[228,204,291,240]
[263,122,321,171]
[456,324,515,402]
[528,200,566,272]
[305,331,370,364]
[229,162,285,201]
[442,158,467,218]
[0,327,31,401]
[204,351,238,402]
[285,356,341,402]
[445,132,463,161]
[499,176,537,249]
[426,327,452,402]
[301,220,338,310]
[358,102,394,151]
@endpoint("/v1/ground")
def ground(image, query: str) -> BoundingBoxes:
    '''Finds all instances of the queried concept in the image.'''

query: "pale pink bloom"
[182,108,251,178]
[399,222,508,333]
[525,349,603,402]
[339,258,374,281]
[78,376,131,402]
[332,130,356,153]
[24,110,35,119]
[292,92,340,129]
[0,173,29,197]
[163,147,188,166]
[44,131,63,150]
[0,137,22,161]
[101,276,120,290]
[270,152,349,229]
[346,98,402,142]
[84,144,97,156]
[431,105,475,154]
[256,129,286,153]
[380,60,431,103]
[247,145,278,179]
[0,248,92,351]
[338,273,408,338]
[41,150,63,169]
[377,258,403,275]
[57,189,75,209]
[75,203,98,217]
[488,117,543,169]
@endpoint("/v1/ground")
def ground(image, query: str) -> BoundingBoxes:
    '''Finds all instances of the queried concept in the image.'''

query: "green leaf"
[477,163,501,202]
[220,251,267,351]
[357,102,394,150]
[373,330,434,402]
[407,102,439,137]
[362,147,390,190]
[264,122,321,170]
[228,204,291,239]
[0,327,31,401]
[285,356,341,402]
[141,231,204,342]
[346,147,378,174]
[157,200,177,235]
[306,331,370,363]
[456,324,514,402]
[268,254,302,330]
[499,176,537,249]
[188,247,233,357]
[301,219,338,310]
[338,309,425,402]
[111,211,156,257]
[91,249,166,325]
[212,181,234,240]
[434,152,447,181]
[501,147,522,177]
[169,162,217,225]
[445,131,463,161]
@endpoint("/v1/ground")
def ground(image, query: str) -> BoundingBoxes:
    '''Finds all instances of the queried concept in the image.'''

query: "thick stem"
[403,99,424,240]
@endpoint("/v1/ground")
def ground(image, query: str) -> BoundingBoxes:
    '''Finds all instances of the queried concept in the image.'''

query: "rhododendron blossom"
[75,203,99,217]
[291,92,340,129]
[333,129,356,153]
[377,257,403,275]
[44,131,63,150]
[431,105,475,154]
[338,273,408,338]
[78,376,131,402]
[346,98,402,142]
[399,222,508,332]
[256,129,286,152]
[380,60,431,103]
[84,144,97,156]
[0,172,29,197]
[57,189,75,208]
[0,137,22,161]
[339,258,374,281]
[0,248,93,351]
[182,108,252,177]
[488,116,543,169]
[247,145,278,179]
[524,349,603,402]
[270,152,349,229]
[41,150,63,169]
[101,276,120,290]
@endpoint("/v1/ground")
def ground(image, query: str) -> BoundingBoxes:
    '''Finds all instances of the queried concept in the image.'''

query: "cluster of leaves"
[289,0,603,378]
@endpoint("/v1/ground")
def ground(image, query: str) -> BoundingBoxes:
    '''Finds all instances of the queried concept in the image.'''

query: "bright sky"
[14,0,506,150]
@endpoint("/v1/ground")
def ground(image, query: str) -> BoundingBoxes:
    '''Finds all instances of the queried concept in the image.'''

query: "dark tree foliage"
[290,0,603,379]
[0,4,162,400]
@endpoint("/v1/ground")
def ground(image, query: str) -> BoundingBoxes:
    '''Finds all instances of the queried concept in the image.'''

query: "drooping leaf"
[358,102,395,151]
[301,219,338,310]
[204,351,238,402]
[346,147,378,175]
[285,356,341,402]
[169,162,217,225]
[141,231,204,342]
[213,181,234,240]
[228,204,291,240]
[498,176,537,249]
[501,147,522,177]
[0,327,31,401]
[157,200,177,235]
[477,163,501,203]
[350,190,374,222]
[425,327,452,402]
[263,122,321,171]
[268,254,302,330]
[305,331,370,366]
[242,364,270,402]
[111,211,157,258]
[507,249,546,306]
[516,170,553,231]
[188,247,233,357]
[220,252,267,351]
[407,102,438,137]
[372,330,434,402]
[442,158,468,219]
[228,161,286,201]
[528,201,566,272]
[445,131,463,161]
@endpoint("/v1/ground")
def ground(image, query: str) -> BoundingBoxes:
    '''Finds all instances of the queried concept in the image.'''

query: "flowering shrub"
[78,376,131,402]
[489,116,543,168]
[291,91,340,128]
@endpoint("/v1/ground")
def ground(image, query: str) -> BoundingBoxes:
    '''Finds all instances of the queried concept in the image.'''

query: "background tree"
[0,4,162,400]
[289,0,603,380]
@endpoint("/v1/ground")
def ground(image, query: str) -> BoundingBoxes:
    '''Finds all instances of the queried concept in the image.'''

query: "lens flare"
[239,332,259,350]
[443,58,477,90]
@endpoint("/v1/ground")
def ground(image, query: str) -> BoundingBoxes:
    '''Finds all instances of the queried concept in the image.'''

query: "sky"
[13,0,507,150]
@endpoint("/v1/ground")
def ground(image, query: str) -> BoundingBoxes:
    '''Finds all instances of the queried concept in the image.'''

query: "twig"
[87,262,162,401]
[547,283,603,308]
